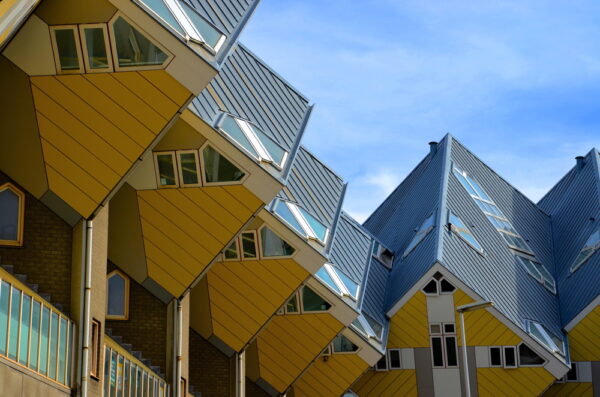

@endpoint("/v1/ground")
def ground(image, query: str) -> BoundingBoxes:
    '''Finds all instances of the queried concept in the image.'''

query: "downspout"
[175,298,183,397]
[236,349,245,397]
[81,220,94,397]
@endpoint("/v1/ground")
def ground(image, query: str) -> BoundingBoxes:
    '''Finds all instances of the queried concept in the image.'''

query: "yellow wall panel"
[543,382,593,397]
[112,72,179,119]
[254,314,344,393]
[477,367,555,397]
[388,291,430,348]
[352,370,419,397]
[46,165,96,216]
[293,354,369,397]
[569,305,600,361]
[139,70,191,105]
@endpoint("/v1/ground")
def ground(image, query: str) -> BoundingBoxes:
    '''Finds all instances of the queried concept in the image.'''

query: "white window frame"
[49,25,84,74]
[527,320,565,357]
[402,212,435,258]
[565,362,579,382]
[153,151,180,188]
[570,228,600,273]
[108,13,173,72]
[284,291,300,314]
[516,342,546,367]
[256,225,296,260]
[176,150,202,188]
[430,322,458,368]
[489,346,503,367]
[448,211,484,254]
[502,346,517,369]
[331,335,360,355]
[274,200,329,245]
[199,142,248,187]
[352,314,380,341]
[318,264,358,301]
[439,278,456,294]
[163,0,226,52]
[422,279,439,296]
[387,349,402,370]
[78,23,114,73]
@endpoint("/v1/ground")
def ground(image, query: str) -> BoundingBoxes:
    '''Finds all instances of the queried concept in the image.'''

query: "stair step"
[1,265,14,274]
[142,358,152,367]
[112,335,123,344]
[132,351,142,360]
[28,284,39,293]
[39,293,51,301]
[105,328,113,337]
[15,274,27,284]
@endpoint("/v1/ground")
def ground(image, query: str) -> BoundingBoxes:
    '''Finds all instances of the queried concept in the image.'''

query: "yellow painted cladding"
[543,382,593,396]
[387,291,429,348]
[453,289,521,346]
[30,71,192,217]
[203,258,309,352]
[477,367,555,397]
[293,354,369,397]
[138,186,263,297]
[569,305,600,361]
[352,370,418,397]
[253,314,344,393]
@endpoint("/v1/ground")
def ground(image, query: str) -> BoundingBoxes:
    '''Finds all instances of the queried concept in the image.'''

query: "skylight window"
[453,166,534,256]
[527,320,565,357]
[273,200,329,244]
[571,227,600,273]
[315,264,359,300]
[448,212,483,252]
[218,114,288,169]
[137,0,226,52]
[403,213,435,258]
[516,256,556,294]
[351,314,382,341]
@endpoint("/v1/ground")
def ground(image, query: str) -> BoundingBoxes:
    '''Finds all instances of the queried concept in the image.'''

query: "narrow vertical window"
[0,281,9,355]
[503,346,517,368]
[431,337,444,367]
[177,150,201,187]
[48,311,59,379]
[29,300,41,371]
[58,317,68,384]
[489,347,502,367]
[388,349,402,369]
[79,24,113,72]
[50,26,83,73]
[91,319,101,379]
[18,293,31,365]
[8,286,21,360]
[0,183,25,247]
[39,306,50,375]
[154,152,179,188]
[107,270,130,320]
[103,347,111,395]
[240,231,257,260]
[445,336,458,367]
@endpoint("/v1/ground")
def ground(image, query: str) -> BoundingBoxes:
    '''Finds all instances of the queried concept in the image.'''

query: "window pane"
[274,201,305,236]
[440,279,456,293]
[220,116,258,158]
[156,154,177,187]
[124,360,131,396]
[445,337,458,366]
[104,347,111,396]
[8,287,21,360]
[316,267,341,294]
[140,0,185,35]
[365,314,383,339]
[29,301,40,370]
[111,351,118,397]
[465,173,492,201]
[518,344,544,365]
[335,268,359,298]
[58,318,67,384]
[137,368,143,397]
[48,312,59,379]
[67,322,73,386]
[404,214,435,257]
[0,188,19,241]
[84,28,109,69]
[351,318,367,336]
[241,232,257,259]
[302,286,331,312]
[249,124,287,166]
[375,356,387,370]
[108,274,126,317]
[490,347,502,366]
[224,240,238,260]
[566,364,578,381]
[389,350,401,369]
[431,337,444,367]
[179,1,224,49]
[54,29,80,71]
[117,355,124,397]
[504,347,516,367]
[203,146,245,183]
[0,281,9,355]
[179,152,199,185]
[453,168,478,196]
[260,227,295,257]
[39,307,50,375]
[423,280,438,294]
[332,335,358,353]
[285,294,298,313]
[298,207,328,242]
[18,294,31,365]
[113,17,168,67]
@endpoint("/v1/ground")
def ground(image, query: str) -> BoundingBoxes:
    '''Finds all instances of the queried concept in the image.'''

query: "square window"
[489,347,502,367]
[430,323,442,335]
[388,349,402,369]
[444,323,455,334]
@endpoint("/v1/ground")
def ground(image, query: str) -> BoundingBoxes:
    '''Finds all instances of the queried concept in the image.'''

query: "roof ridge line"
[434,134,453,262]
[215,0,262,65]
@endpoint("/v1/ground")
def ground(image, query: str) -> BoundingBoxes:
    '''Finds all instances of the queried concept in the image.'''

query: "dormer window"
[351,314,382,341]
[403,213,435,258]
[371,241,394,268]
[447,212,483,253]
[315,264,359,300]
[277,287,332,314]
[527,320,565,357]
[516,256,556,294]
[273,200,329,244]
[0,183,25,247]
[570,227,600,273]
[218,114,288,169]
[137,0,226,52]
[222,227,295,261]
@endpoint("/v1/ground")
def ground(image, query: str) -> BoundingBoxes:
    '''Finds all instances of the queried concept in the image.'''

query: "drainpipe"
[175,298,183,397]
[81,220,94,397]
[236,349,245,397]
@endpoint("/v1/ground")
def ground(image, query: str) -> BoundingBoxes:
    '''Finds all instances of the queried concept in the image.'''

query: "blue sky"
[242,0,600,222]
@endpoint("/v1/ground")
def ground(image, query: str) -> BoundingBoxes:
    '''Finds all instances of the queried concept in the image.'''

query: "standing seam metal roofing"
[191,44,310,152]
[538,149,600,326]
[329,212,374,284]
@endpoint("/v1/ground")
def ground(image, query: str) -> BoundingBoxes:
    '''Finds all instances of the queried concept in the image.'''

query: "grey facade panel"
[414,348,435,397]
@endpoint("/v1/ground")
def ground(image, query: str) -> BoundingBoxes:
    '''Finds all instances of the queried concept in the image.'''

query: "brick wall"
[106,262,168,372]
[0,172,72,311]
[189,329,232,397]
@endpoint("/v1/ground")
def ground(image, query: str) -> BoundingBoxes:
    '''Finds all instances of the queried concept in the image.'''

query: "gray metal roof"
[538,149,600,326]
[360,258,390,329]
[191,44,310,152]
[329,212,373,284]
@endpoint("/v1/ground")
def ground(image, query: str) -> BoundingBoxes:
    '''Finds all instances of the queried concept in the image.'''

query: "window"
[448,212,483,252]
[202,145,245,184]
[440,279,456,293]
[273,200,329,244]
[91,319,101,379]
[50,26,83,73]
[422,279,438,295]
[516,256,556,294]
[332,335,359,353]
[110,15,170,70]
[566,363,578,382]
[315,264,359,300]
[388,349,402,369]
[107,270,130,320]
[154,152,179,187]
[503,346,517,368]
[79,24,113,72]
[364,313,384,340]
[259,226,295,258]
[177,150,201,187]
[430,322,458,368]
[375,355,387,371]
[223,240,239,261]
[218,114,288,169]
[571,227,600,273]
[422,277,455,295]
[527,320,565,357]
[489,346,502,367]
[137,0,226,52]
[277,287,332,315]
[351,314,382,341]
[372,241,395,268]
[240,231,257,260]
[0,183,25,247]
[403,213,435,258]
[285,294,299,314]
[518,343,544,366]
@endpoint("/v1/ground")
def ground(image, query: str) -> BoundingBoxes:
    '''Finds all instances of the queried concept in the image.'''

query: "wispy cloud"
[242,0,600,221]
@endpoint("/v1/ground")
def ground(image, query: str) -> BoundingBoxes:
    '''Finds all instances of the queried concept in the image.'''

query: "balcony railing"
[0,270,74,388]
[104,335,170,397]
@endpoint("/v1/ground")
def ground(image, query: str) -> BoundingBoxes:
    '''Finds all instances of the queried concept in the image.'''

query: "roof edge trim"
[434,134,453,262]
[282,105,314,182]
[325,183,348,255]
[564,294,600,332]
[215,0,261,65]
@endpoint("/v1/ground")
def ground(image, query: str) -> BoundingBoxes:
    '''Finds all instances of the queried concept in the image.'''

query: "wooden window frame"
[222,239,240,262]
[176,150,202,188]
[240,230,259,261]
[106,270,130,321]
[0,182,25,247]
[49,25,84,74]
[78,23,114,73]
[153,151,180,189]
[90,319,101,380]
